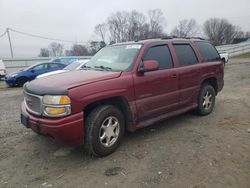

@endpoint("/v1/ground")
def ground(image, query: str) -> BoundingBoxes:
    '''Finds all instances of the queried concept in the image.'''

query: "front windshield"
[85,44,142,71]
[63,61,81,71]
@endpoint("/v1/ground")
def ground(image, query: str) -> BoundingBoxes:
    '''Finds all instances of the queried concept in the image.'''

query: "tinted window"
[32,64,46,71]
[174,44,198,66]
[195,41,220,61]
[143,45,173,69]
[49,63,63,69]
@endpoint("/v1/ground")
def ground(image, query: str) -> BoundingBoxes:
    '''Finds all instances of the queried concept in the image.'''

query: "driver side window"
[31,64,45,71]
[143,45,173,69]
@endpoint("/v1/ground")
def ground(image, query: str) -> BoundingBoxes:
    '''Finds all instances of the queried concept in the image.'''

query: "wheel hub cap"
[203,91,213,110]
[99,116,120,147]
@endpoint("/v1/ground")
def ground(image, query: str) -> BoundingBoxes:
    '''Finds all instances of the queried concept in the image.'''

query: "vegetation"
[38,9,250,57]
[231,52,250,59]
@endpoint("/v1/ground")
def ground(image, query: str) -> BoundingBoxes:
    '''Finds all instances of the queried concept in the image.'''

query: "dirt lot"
[0,58,249,188]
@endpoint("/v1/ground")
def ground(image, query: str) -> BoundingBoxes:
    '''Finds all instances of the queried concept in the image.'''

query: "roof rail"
[185,37,205,40]
[161,36,205,40]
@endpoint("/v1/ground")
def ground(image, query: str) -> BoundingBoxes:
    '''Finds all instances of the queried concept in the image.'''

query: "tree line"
[39,9,250,57]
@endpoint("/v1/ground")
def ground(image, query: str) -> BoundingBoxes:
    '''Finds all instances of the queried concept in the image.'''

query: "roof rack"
[161,36,205,40]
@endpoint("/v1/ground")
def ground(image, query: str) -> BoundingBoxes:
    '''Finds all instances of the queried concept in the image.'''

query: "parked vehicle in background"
[36,59,89,79]
[51,57,80,65]
[0,60,7,79]
[5,62,67,87]
[219,53,229,64]
[21,38,224,157]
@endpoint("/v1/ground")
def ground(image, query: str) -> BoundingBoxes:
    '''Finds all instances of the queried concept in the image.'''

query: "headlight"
[42,95,71,117]
[11,74,18,77]
[43,95,71,105]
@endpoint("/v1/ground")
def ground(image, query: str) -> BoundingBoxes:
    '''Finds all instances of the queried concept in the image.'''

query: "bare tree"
[65,44,89,56]
[171,19,199,38]
[147,9,165,38]
[107,11,129,43]
[89,41,106,55]
[203,18,239,45]
[94,23,107,43]
[127,10,147,41]
[48,42,64,56]
[93,9,167,43]
[235,30,245,38]
[245,31,250,38]
[39,48,50,57]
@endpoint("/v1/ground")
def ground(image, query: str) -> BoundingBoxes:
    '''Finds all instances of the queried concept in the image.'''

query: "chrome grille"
[24,91,42,115]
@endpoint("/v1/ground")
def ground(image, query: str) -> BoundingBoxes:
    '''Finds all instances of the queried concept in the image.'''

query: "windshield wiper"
[80,65,93,70]
[94,66,113,71]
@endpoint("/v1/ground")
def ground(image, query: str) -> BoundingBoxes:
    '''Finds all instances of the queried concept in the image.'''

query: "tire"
[196,83,216,116]
[84,105,125,157]
[222,58,226,66]
[17,77,28,86]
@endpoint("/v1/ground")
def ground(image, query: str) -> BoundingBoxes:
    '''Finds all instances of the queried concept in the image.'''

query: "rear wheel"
[84,105,125,157]
[196,83,216,115]
[17,77,29,86]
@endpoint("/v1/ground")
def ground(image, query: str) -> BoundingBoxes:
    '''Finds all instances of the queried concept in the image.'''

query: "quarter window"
[195,41,220,61]
[143,45,173,69]
[173,44,198,66]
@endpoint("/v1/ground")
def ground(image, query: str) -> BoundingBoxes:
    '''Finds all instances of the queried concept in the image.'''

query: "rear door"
[171,43,201,105]
[133,44,179,120]
[48,63,65,72]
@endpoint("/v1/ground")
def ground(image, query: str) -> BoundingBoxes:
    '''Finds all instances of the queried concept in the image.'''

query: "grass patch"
[232,52,250,59]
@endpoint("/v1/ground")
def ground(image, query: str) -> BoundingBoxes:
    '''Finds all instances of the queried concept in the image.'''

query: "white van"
[0,60,7,79]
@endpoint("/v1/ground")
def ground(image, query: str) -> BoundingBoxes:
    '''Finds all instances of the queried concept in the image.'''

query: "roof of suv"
[111,37,207,46]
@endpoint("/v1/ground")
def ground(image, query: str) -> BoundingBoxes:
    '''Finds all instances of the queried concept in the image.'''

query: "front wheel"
[17,77,29,86]
[84,105,125,157]
[196,84,216,116]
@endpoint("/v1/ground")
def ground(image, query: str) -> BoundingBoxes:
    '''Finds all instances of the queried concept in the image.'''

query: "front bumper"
[5,76,17,86]
[21,102,84,146]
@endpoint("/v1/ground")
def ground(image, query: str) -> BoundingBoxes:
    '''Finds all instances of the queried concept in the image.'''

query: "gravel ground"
[0,58,249,188]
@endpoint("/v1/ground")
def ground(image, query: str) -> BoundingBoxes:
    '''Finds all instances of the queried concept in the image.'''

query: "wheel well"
[17,76,29,81]
[84,96,133,131]
[202,77,218,94]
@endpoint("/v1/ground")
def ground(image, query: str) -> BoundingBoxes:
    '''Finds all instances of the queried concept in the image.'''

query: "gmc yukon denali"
[21,38,224,156]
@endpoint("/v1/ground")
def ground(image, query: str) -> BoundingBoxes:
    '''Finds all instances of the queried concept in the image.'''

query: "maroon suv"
[21,38,224,156]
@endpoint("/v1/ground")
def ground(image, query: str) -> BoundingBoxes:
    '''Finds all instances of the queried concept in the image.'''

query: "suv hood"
[25,70,122,95]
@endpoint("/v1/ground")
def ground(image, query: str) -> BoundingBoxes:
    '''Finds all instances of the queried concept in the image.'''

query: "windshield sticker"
[126,45,142,49]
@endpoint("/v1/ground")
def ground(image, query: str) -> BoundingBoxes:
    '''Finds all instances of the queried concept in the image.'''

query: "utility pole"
[6,28,14,58]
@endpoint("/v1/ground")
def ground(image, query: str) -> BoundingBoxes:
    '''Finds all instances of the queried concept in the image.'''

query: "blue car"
[5,62,67,87]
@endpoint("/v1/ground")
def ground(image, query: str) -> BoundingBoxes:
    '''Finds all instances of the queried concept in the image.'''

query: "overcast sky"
[0,0,250,58]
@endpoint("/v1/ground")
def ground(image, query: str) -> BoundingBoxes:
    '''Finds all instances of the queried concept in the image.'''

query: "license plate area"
[21,114,30,128]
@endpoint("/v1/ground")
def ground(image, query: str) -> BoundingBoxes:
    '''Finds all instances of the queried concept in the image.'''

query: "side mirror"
[139,60,159,73]
[30,69,35,73]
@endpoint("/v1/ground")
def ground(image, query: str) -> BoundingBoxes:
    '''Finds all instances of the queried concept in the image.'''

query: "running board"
[136,104,197,129]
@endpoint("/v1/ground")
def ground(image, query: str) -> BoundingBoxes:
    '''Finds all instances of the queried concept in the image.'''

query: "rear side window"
[195,41,220,61]
[49,63,63,69]
[143,45,173,69]
[173,44,198,66]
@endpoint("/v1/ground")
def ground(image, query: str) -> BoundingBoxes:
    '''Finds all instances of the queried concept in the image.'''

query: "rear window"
[173,44,198,66]
[195,41,220,61]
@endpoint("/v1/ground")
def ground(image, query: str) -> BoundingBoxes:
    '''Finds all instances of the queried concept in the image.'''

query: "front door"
[133,44,179,121]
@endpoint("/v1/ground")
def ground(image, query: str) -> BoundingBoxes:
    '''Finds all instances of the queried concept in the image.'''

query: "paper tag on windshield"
[126,45,142,49]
